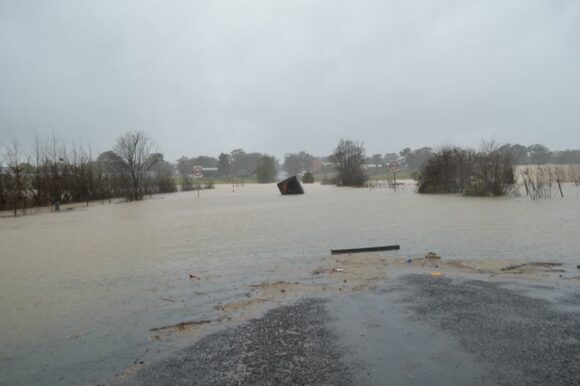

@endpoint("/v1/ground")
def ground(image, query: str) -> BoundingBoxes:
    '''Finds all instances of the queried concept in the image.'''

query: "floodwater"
[1,183,579,385]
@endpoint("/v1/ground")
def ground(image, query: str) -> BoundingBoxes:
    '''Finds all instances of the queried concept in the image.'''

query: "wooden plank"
[331,245,400,255]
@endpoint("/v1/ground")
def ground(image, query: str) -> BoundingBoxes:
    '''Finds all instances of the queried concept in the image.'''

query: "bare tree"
[4,139,27,215]
[32,135,48,207]
[69,142,94,204]
[52,136,67,208]
[114,131,156,201]
[331,139,367,186]
[0,160,5,211]
[472,140,514,196]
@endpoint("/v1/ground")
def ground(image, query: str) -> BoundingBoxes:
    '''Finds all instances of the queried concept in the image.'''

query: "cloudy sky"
[1,0,578,160]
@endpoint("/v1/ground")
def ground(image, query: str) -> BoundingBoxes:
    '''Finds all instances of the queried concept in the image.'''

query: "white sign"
[389,160,400,172]
[192,166,204,178]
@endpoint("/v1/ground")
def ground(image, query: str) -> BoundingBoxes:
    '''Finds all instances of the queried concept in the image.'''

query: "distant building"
[202,167,218,178]
[312,159,333,174]
[312,159,323,174]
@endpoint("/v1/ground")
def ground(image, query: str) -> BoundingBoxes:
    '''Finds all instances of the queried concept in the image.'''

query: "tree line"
[174,142,580,188]
[0,131,176,214]
[365,144,580,174]
[3,130,580,215]
[175,149,279,185]
[328,139,580,196]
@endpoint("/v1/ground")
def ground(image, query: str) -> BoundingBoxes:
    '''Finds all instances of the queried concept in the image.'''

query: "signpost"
[193,166,203,197]
[389,160,400,191]
[192,166,204,178]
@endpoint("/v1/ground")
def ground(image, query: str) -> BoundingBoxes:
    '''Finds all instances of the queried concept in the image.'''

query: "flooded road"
[1,183,579,385]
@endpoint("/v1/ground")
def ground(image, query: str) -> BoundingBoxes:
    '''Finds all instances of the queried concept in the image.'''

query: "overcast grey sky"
[1,0,579,161]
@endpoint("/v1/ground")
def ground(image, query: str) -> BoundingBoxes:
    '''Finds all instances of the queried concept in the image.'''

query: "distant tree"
[3,139,27,215]
[0,161,5,211]
[383,153,398,164]
[66,144,90,203]
[229,149,246,176]
[31,135,46,206]
[113,130,157,201]
[176,156,193,176]
[45,134,66,209]
[193,155,218,168]
[553,150,580,164]
[254,155,277,183]
[507,144,529,165]
[297,151,314,171]
[149,153,177,193]
[406,147,433,172]
[399,147,412,168]
[284,153,302,176]
[230,149,262,177]
[370,154,383,167]
[176,156,194,190]
[528,144,551,164]
[98,150,125,174]
[284,151,314,176]
[217,153,231,177]
[331,139,367,186]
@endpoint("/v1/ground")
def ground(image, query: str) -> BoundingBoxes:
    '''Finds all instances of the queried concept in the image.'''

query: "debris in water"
[425,252,441,259]
[430,272,444,278]
[277,176,304,195]
[331,245,400,254]
[500,262,563,272]
[150,319,211,332]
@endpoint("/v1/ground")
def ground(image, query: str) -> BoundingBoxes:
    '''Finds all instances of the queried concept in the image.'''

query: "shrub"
[417,141,514,196]
[302,172,315,183]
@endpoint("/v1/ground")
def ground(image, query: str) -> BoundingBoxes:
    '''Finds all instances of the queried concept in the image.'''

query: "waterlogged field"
[1,183,579,385]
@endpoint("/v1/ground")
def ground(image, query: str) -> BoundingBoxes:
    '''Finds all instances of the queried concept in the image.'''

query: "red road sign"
[389,160,400,172]
[192,166,204,178]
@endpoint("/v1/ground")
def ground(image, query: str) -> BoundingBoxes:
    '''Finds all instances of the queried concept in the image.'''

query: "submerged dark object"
[277,176,304,195]
[331,245,400,255]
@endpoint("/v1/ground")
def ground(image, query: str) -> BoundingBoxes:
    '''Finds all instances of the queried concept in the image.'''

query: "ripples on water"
[1,183,579,385]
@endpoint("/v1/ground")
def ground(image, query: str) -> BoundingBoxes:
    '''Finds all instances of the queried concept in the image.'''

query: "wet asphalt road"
[118,299,351,386]
[118,275,580,386]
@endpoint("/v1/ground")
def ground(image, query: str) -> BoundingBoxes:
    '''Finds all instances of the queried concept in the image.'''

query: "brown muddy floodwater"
[1,183,579,385]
